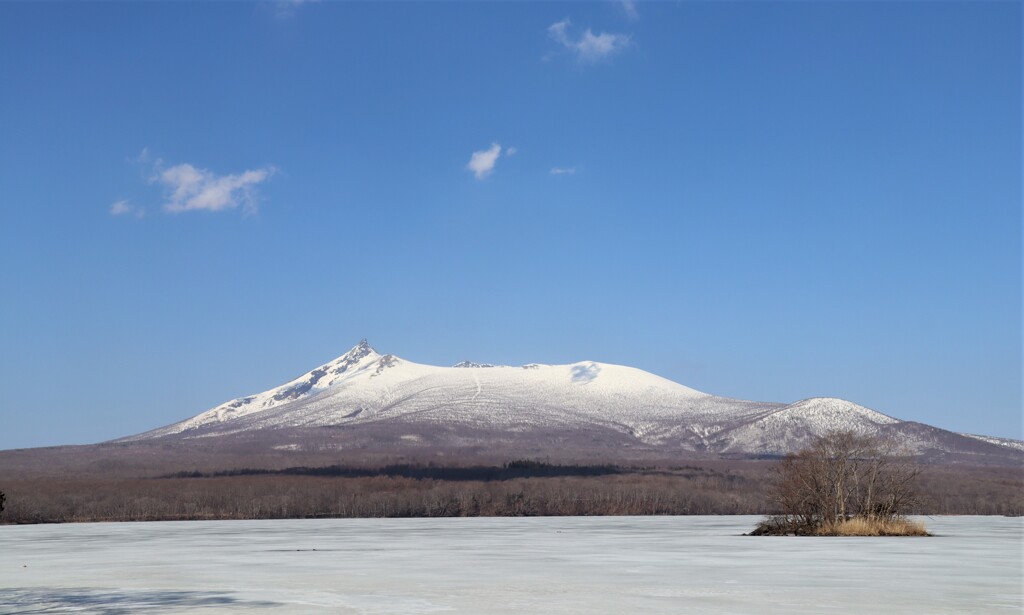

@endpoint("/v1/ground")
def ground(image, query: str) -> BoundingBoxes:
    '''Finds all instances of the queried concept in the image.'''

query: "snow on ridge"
[959,433,1024,452]
[129,340,384,439]
[707,397,906,455]
[779,397,900,426]
[753,397,901,437]
[128,341,718,440]
[131,341,1024,460]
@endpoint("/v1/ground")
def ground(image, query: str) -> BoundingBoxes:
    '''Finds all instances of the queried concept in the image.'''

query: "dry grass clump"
[749,514,930,536]
[818,516,929,537]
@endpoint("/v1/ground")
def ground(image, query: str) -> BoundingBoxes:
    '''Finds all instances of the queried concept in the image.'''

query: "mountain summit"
[124,340,1023,462]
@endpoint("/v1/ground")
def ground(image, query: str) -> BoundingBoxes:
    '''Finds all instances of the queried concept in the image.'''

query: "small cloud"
[550,167,577,176]
[576,30,631,61]
[620,1,639,21]
[466,143,503,180]
[155,163,276,214]
[114,151,277,217]
[127,147,151,165]
[273,0,317,19]
[547,19,630,62]
[506,146,518,157]
[109,200,139,217]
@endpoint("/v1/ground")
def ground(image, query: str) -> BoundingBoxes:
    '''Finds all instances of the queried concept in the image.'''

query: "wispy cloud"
[272,0,318,20]
[128,147,152,165]
[109,199,143,218]
[466,143,503,180]
[550,167,577,176]
[506,146,518,157]
[548,20,573,49]
[156,163,276,214]
[548,19,630,62]
[620,1,639,21]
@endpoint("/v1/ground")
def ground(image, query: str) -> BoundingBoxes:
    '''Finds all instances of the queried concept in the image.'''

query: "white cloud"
[466,143,503,180]
[547,19,630,62]
[576,30,631,61]
[113,151,277,217]
[155,163,276,214]
[506,146,518,157]
[550,167,577,176]
[109,200,138,216]
[620,1,639,21]
[548,20,572,47]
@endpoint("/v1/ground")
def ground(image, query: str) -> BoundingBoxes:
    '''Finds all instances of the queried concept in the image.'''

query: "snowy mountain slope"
[124,340,1023,460]
[134,340,717,440]
[709,398,901,455]
[958,433,1024,453]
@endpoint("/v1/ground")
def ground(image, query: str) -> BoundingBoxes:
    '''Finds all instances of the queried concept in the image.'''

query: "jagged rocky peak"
[348,338,376,358]
[327,339,379,375]
[453,361,496,368]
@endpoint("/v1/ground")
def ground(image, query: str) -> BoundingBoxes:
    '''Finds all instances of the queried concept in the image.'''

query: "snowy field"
[1,516,1021,614]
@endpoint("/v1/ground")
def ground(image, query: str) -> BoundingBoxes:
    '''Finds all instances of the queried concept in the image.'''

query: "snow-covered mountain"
[123,340,1023,460]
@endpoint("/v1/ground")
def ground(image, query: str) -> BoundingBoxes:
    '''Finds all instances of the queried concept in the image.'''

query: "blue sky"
[0,1,1020,449]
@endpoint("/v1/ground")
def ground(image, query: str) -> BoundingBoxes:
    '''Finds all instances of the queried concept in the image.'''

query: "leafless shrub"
[753,431,926,536]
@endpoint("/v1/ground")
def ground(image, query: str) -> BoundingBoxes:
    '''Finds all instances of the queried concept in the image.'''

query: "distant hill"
[103,339,1020,465]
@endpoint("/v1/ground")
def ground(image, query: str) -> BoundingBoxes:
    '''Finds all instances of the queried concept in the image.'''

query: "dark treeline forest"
[1,460,1021,524]
[162,460,623,481]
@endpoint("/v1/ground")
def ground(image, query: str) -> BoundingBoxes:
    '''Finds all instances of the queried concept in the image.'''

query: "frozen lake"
[1,516,1021,613]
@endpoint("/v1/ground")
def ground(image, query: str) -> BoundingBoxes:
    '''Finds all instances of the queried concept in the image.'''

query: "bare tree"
[753,430,922,535]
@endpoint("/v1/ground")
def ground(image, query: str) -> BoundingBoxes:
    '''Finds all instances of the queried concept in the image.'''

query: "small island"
[750,431,930,536]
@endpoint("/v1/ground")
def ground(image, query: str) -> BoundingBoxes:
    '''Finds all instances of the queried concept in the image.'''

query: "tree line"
[1,467,766,523]
[161,460,624,481]
[1,453,1020,524]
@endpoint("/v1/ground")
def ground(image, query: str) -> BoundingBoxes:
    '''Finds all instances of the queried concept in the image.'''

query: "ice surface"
[2,516,1021,613]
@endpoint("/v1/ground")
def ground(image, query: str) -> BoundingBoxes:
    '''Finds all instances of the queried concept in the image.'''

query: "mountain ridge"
[119,340,1022,463]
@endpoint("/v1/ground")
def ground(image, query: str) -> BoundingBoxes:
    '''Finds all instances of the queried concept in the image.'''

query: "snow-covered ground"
[2,516,1021,613]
